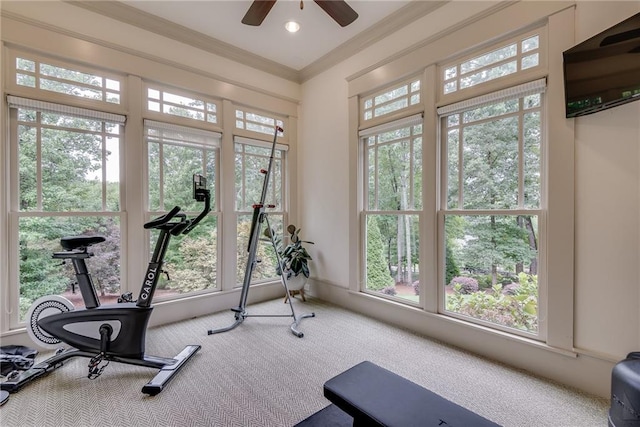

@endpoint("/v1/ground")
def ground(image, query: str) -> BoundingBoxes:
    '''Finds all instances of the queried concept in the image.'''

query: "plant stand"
[284,288,306,303]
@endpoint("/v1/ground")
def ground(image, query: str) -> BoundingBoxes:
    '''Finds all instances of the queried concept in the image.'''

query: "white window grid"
[235,108,285,139]
[144,120,220,212]
[362,116,423,212]
[15,55,122,105]
[146,85,220,126]
[440,30,543,98]
[361,77,421,124]
[438,82,546,339]
[234,137,287,213]
[8,98,125,213]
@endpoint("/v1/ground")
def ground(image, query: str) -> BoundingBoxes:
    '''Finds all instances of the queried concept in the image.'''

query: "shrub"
[445,245,459,286]
[412,280,420,296]
[449,276,479,294]
[366,217,394,291]
[475,274,492,290]
[502,283,519,295]
[445,273,538,333]
[381,286,397,296]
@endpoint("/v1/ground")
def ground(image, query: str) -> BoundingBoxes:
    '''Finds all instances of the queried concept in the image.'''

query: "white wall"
[570,1,640,360]
[300,1,640,398]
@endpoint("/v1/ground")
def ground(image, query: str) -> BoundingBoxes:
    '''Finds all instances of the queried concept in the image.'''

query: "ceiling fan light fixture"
[285,21,300,33]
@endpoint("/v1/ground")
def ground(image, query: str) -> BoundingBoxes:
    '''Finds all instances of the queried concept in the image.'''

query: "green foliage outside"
[445,244,459,286]
[446,272,538,333]
[366,216,394,291]
[236,216,279,284]
[159,217,218,293]
[18,216,121,320]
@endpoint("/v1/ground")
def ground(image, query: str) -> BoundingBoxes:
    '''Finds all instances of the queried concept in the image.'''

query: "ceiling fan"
[242,0,359,28]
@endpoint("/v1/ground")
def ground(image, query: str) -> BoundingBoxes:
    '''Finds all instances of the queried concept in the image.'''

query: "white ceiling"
[120,0,413,71]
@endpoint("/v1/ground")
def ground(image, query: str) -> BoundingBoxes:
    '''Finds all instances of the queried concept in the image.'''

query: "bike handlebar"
[144,206,182,229]
[144,175,211,233]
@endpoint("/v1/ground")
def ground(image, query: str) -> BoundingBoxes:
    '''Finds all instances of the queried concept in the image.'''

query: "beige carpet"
[0,297,609,426]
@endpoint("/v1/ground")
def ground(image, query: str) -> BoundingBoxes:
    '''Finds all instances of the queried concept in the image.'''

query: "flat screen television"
[563,12,640,118]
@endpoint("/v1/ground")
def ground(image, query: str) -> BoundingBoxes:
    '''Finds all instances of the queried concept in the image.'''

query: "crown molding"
[346,1,517,83]
[65,1,453,84]
[299,1,449,82]
[0,9,301,106]
[65,0,300,83]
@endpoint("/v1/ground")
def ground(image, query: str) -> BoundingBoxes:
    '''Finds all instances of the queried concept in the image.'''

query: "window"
[147,86,219,125]
[442,31,541,96]
[145,120,220,297]
[235,108,284,138]
[362,77,421,123]
[234,137,287,285]
[7,96,124,326]
[360,114,423,303]
[438,79,545,336]
[3,45,299,336]
[16,57,122,104]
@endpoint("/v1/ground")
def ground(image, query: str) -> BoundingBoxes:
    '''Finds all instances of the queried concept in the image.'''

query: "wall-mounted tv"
[563,12,640,118]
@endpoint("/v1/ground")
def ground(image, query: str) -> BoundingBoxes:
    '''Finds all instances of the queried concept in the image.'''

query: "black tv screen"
[563,12,640,118]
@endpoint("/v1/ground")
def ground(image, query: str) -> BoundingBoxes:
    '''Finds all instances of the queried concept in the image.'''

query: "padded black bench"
[324,361,500,427]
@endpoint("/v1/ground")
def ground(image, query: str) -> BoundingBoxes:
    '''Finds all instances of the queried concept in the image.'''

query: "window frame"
[353,23,554,342]
[6,100,126,329]
[437,27,548,109]
[6,50,126,116]
[142,83,223,300]
[2,45,298,335]
[436,76,547,339]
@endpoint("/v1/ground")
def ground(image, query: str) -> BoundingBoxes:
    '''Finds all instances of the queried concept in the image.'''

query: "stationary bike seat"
[60,235,106,250]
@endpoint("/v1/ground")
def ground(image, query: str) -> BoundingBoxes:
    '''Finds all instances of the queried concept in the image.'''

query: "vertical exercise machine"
[207,126,315,338]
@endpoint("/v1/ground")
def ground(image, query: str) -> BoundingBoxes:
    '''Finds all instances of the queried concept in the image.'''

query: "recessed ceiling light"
[285,21,300,33]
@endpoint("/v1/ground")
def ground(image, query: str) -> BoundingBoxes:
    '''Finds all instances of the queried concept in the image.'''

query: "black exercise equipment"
[609,351,640,427]
[207,125,315,338]
[323,361,500,426]
[1,174,211,396]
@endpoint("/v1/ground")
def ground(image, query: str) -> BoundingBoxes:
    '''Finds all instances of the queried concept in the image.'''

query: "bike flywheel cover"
[26,295,75,349]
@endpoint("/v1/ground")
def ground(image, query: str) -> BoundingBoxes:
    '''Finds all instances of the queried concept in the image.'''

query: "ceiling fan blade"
[242,0,277,26]
[314,0,358,27]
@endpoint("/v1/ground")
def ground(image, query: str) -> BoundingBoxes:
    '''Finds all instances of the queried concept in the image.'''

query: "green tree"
[366,216,394,291]
[452,100,538,284]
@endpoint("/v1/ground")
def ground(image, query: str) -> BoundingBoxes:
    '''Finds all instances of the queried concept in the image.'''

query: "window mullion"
[36,113,43,211]
[518,100,525,208]
[457,121,463,209]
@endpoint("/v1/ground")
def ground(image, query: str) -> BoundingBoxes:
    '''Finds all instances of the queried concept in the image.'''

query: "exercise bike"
[1,174,211,396]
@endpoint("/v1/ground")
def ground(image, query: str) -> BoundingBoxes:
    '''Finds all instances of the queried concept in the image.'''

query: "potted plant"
[264,224,314,300]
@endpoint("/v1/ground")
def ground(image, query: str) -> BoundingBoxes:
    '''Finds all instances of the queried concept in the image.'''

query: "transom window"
[16,56,122,105]
[235,108,284,138]
[146,86,219,125]
[362,77,421,123]
[442,32,541,96]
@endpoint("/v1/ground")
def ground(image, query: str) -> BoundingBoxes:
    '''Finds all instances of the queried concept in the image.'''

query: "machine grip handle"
[144,206,182,229]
